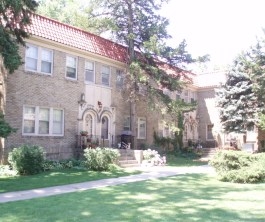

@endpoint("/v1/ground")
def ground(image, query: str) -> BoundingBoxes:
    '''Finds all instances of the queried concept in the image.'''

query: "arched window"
[85,114,93,136]
[101,116,109,139]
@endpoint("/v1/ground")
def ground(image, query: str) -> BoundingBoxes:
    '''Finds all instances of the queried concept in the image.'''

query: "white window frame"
[116,69,124,89]
[66,55,77,80]
[123,116,131,131]
[206,124,214,140]
[190,91,197,103]
[25,44,53,75]
[23,106,64,136]
[85,60,95,83]
[101,65,110,86]
[183,90,189,103]
[138,117,146,139]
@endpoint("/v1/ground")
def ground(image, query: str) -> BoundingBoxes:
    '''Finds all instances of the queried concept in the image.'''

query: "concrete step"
[199,148,217,161]
[119,156,136,161]
[119,159,140,168]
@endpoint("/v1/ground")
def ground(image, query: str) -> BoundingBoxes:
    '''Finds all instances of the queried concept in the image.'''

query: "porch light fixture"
[78,93,86,108]
[98,101,102,109]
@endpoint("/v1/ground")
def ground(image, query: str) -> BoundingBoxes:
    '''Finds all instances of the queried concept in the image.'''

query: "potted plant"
[80,130,88,136]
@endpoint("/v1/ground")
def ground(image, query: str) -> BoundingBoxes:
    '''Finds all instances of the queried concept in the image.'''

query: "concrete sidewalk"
[0,165,215,203]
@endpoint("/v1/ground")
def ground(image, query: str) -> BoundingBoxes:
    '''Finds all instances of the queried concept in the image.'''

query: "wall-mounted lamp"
[78,93,86,108]
[98,101,102,109]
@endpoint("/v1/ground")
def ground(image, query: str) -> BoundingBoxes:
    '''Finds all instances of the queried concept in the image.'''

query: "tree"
[37,0,110,35]
[239,38,265,130]
[39,0,204,148]
[216,56,263,133]
[217,34,265,133]
[0,0,38,73]
[0,113,16,138]
[89,0,202,148]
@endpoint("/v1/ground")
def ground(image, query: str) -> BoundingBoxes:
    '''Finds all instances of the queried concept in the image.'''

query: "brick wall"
[4,45,84,160]
[197,88,219,148]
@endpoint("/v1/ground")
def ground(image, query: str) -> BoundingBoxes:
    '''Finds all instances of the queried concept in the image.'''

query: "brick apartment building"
[1,14,249,162]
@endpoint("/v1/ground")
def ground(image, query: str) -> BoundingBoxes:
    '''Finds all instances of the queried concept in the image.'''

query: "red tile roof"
[26,14,194,82]
[26,14,128,63]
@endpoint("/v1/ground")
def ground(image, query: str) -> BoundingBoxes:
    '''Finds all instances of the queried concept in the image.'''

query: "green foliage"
[219,34,265,132]
[0,0,38,73]
[83,147,120,171]
[143,149,160,160]
[216,69,259,133]
[210,150,265,183]
[8,145,45,175]
[0,113,16,138]
[37,0,109,35]
[0,28,22,73]
[42,159,86,171]
[0,164,17,176]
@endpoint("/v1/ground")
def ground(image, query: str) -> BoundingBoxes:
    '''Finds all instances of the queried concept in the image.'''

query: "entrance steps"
[199,148,217,161]
[118,149,140,168]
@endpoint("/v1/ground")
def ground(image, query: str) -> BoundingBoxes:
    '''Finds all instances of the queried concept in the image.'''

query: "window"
[23,107,36,133]
[85,61,95,83]
[101,116,109,139]
[206,124,214,140]
[85,114,93,136]
[23,106,64,136]
[183,90,189,103]
[123,116,130,131]
[25,44,53,74]
[101,65,110,86]
[53,109,63,135]
[66,55,77,79]
[190,91,196,103]
[116,69,124,89]
[158,121,171,137]
[39,108,49,134]
[138,118,146,139]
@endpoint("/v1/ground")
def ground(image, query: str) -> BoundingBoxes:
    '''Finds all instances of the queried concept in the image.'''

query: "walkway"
[0,165,215,203]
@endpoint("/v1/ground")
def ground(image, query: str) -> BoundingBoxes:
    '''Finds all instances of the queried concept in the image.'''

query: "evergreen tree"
[216,57,262,133]
[0,0,38,73]
[239,38,265,130]
[91,0,203,148]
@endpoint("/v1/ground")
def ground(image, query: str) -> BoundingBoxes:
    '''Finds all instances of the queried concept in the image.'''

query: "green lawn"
[0,155,206,193]
[1,173,264,222]
[0,167,140,193]
[166,155,208,166]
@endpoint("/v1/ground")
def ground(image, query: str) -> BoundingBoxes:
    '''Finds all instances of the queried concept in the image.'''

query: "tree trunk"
[127,0,137,149]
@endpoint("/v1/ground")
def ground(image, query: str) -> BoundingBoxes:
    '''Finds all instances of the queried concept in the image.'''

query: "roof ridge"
[31,13,128,50]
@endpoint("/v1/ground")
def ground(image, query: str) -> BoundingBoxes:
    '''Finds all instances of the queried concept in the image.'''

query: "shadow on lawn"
[0,168,140,193]
[1,174,264,221]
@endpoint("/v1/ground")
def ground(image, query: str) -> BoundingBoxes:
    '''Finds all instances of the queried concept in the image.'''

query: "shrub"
[42,159,86,171]
[8,145,45,175]
[0,165,17,177]
[142,149,165,166]
[210,150,265,183]
[83,147,120,171]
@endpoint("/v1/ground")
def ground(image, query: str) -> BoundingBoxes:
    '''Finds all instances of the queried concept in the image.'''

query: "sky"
[161,0,265,71]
